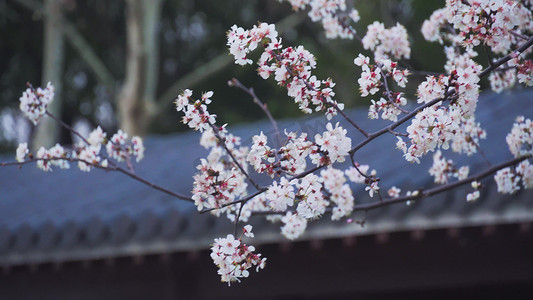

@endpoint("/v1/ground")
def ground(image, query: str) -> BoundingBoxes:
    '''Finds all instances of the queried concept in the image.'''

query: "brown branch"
[249,155,530,216]
[2,157,194,202]
[208,123,262,191]
[479,35,533,78]
[350,155,530,212]
[200,188,268,214]
[45,111,90,146]
[229,78,283,146]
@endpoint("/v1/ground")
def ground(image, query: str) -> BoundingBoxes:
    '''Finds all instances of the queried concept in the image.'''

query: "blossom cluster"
[280,0,360,39]
[422,0,533,93]
[210,231,266,285]
[247,122,350,179]
[19,82,54,125]
[175,89,217,132]
[228,23,344,119]
[15,124,144,173]
[396,57,483,163]
[192,127,249,213]
[354,55,410,122]
[321,167,354,220]
[429,150,469,184]
[281,211,307,240]
[423,0,533,53]
[506,116,533,158]
[362,22,411,62]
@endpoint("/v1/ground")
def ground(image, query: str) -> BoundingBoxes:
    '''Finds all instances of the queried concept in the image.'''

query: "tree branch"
[229,78,283,146]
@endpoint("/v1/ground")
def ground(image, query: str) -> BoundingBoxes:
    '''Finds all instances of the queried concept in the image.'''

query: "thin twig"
[3,157,195,202]
[46,111,90,146]
[208,123,262,191]
[479,35,533,78]
[229,78,283,146]
[350,155,530,212]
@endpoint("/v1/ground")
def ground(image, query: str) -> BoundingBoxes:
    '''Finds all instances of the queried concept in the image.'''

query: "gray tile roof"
[0,90,532,265]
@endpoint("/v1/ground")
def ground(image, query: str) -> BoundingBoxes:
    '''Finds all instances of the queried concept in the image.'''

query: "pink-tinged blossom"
[175,89,217,132]
[16,143,28,162]
[281,211,307,240]
[421,7,449,44]
[295,174,328,218]
[87,126,106,147]
[368,94,407,122]
[265,177,295,211]
[320,167,354,220]
[106,130,128,159]
[517,60,533,87]
[243,225,254,238]
[76,144,101,172]
[19,82,54,125]
[210,234,266,285]
[506,116,533,158]
[446,0,532,54]
[281,0,360,39]
[429,150,469,184]
[330,184,354,220]
[192,153,248,213]
[192,127,249,214]
[451,117,487,156]
[362,22,410,62]
[365,181,380,198]
[35,144,69,172]
[517,160,533,189]
[247,132,273,174]
[345,164,371,184]
[466,190,480,202]
[311,122,351,166]
[489,68,517,93]
[228,23,345,119]
[388,186,401,198]
[417,75,449,104]
[494,167,520,194]
[130,136,145,162]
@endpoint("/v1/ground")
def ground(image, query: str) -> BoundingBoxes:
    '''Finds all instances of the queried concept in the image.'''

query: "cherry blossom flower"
[265,177,295,211]
[19,82,54,125]
[228,23,345,119]
[211,234,266,285]
[506,116,533,158]
[87,126,106,147]
[311,122,351,166]
[281,0,360,39]
[494,167,521,194]
[35,144,69,172]
[175,89,217,132]
[388,186,401,198]
[295,174,328,218]
[362,22,410,62]
[243,225,254,238]
[281,211,307,240]
[466,190,480,202]
[16,143,28,163]
[517,160,533,189]
[429,150,469,184]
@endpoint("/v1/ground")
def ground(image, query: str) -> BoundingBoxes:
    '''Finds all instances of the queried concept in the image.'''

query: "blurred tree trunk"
[32,0,64,150]
[117,0,163,136]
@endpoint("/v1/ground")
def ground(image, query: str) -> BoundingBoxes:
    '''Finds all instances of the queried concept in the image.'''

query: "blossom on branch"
[19,82,54,125]
[210,233,266,285]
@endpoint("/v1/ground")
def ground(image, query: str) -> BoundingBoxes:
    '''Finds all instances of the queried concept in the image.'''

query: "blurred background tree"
[0,0,445,152]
